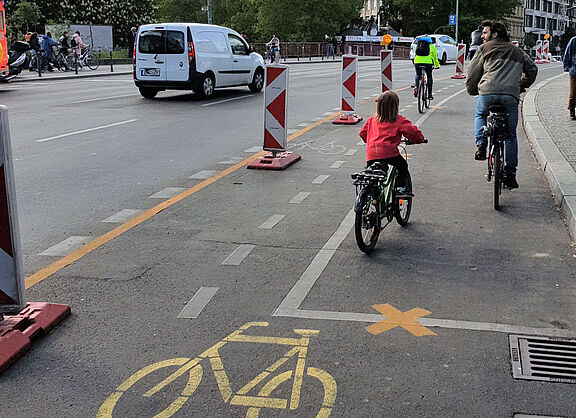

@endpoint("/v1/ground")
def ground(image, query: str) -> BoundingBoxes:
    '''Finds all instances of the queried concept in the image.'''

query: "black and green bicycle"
[351,138,427,253]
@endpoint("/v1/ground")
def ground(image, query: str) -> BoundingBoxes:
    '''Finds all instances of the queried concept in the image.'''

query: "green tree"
[380,0,520,40]
[14,1,41,32]
[156,0,207,23]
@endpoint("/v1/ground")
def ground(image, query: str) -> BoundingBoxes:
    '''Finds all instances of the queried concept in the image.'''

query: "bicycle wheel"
[492,140,502,210]
[424,83,430,109]
[86,52,100,70]
[36,55,47,73]
[417,80,425,114]
[394,172,412,226]
[354,187,380,253]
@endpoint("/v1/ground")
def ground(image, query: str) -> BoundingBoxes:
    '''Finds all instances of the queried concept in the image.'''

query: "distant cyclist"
[466,21,537,189]
[413,36,439,100]
[266,34,280,63]
[468,25,483,61]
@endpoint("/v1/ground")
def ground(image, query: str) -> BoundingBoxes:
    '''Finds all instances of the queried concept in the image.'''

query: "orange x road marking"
[365,304,436,336]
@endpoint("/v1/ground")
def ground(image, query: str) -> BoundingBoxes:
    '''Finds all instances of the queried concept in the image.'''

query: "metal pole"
[455,0,459,43]
[110,51,114,72]
[207,0,212,24]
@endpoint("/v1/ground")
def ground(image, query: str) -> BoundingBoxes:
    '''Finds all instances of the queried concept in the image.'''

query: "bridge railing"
[251,42,411,61]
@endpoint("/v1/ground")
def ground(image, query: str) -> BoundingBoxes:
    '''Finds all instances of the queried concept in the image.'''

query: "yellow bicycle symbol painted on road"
[97,322,336,417]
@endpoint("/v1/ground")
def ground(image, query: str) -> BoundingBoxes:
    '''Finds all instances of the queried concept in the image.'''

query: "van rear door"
[136,28,166,83]
[164,26,188,82]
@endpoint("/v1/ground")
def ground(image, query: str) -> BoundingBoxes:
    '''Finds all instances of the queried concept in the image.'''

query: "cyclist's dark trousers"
[414,64,433,94]
[367,155,409,188]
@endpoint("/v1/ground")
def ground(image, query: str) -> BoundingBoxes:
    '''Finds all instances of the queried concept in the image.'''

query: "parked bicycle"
[70,45,100,71]
[53,46,70,71]
[482,104,509,210]
[28,51,49,73]
[416,70,430,114]
[351,138,428,253]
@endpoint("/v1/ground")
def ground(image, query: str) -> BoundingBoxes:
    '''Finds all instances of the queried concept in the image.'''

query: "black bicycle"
[416,68,430,114]
[351,139,428,253]
[482,104,508,210]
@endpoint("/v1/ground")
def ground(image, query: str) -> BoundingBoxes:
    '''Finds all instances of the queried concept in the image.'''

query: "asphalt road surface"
[1,60,576,417]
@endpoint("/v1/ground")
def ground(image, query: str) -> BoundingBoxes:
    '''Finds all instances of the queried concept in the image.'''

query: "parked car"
[134,23,265,99]
[409,34,458,65]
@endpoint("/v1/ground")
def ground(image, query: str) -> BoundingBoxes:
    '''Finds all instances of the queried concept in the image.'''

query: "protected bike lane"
[2,69,576,417]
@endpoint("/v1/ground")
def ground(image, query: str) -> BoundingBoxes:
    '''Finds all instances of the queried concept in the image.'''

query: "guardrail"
[251,42,411,61]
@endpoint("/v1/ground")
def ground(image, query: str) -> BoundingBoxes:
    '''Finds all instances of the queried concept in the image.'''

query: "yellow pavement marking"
[26,76,456,289]
[365,303,436,336]
[24,115,337,290]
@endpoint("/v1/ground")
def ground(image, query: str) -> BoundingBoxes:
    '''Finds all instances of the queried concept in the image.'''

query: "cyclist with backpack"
[413,36,439,100]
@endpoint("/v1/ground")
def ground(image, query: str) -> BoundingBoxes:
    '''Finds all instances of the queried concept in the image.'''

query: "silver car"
[410,34,458,65]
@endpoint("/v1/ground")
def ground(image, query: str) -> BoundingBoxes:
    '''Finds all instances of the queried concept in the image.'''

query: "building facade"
[524,0,572,40]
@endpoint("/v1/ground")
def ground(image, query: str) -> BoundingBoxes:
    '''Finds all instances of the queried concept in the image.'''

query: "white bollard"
[380,50,392,93]
[543,40,550,62]
[535,40,543,63]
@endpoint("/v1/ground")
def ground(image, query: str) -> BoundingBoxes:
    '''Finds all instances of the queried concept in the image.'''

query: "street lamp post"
[455,0,459,43]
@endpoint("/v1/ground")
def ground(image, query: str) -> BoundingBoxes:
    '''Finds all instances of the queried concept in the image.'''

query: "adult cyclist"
[413,36,439,100]
[466,21,537,189]
[266,34,280,63]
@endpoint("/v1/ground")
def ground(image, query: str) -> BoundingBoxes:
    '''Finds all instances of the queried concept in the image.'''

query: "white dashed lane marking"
[244,146,262,153]
[177,287,219,319]
[101,209,144,223]
[289,192,311,204]
[344,149,358,156]
[189,170,218,179]
[219,157,244,165]
[330,161,346,168]
[39,236,92,256]
[259,215,285,230]
[221,244,255,265]
[149,187,187,199]
[312,175,330,184]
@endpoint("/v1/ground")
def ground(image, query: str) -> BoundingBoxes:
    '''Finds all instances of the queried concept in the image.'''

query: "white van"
[134,23,265,99]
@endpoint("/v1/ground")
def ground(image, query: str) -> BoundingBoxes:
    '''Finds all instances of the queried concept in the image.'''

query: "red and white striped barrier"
[333,54,362,125]
[380,50,392,92]
[248,65,300,170]
[0,106,24,315]
[542,40,550,62]
[0,105,71,375]
[535,40,543,63]
[451,44,466,79]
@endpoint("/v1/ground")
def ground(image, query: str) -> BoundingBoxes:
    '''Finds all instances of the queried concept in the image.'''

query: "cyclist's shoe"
[413,87,418,97]
[474,142,487,160]
[504,171,519,189]
[395,187,414,198]
[410,84,415,88]
[570,108,576,120]
[428,95,434,100]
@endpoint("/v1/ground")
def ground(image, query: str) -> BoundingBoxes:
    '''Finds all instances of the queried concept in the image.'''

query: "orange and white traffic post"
[542,40,550,62]
[0,105,70,375]
[333,54,362,125]
[248,64,300,170]
[451,44,466,79]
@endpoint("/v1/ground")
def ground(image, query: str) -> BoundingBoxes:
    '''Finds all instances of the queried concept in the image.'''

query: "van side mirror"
[249,45,254,53]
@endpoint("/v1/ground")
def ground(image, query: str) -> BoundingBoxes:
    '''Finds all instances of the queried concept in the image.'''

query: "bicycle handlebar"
[402,138,429,144]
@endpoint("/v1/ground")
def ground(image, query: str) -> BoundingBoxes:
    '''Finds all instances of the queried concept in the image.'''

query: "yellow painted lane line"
[26,77,458,289]
[24,114,336,289]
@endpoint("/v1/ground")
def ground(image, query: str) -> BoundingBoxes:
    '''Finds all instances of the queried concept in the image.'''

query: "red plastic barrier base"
[332,114,363,125]
[535,60,549,64]
[0,302,71,375]
[451,74,466,79]
[247,152,301,170]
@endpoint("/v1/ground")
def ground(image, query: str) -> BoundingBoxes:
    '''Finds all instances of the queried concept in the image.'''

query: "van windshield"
[139,30,185,54]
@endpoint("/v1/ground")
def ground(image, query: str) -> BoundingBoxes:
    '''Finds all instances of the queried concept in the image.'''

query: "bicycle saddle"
[488,104,507,114]
[366,162,387,173]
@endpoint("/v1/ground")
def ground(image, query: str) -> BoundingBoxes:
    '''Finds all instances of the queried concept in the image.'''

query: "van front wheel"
[197,74,215,99]
[139,87,158,99]
[249,68,264,93]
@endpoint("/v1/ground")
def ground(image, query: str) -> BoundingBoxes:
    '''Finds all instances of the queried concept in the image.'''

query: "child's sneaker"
[413,87,418,97]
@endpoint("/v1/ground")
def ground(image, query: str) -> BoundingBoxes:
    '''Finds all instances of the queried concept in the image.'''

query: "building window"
[534,0,540,10]
[525,15,534,27]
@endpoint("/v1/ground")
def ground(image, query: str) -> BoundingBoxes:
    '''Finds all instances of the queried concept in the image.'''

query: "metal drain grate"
[510,335,576,383]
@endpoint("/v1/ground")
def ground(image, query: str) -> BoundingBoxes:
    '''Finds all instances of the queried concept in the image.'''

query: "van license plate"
[142,68,160,76]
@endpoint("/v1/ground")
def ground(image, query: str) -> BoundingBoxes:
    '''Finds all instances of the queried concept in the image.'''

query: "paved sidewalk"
[523,71,576,240]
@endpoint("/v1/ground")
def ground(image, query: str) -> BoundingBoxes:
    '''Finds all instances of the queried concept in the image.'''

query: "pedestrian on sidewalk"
[126,27,137,58]
[359,91,425,194]
[562,35,576,120]
[466,21,538,189]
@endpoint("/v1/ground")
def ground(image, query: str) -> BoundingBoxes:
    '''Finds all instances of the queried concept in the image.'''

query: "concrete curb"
[522,72,576,240]
[9,70,132,83]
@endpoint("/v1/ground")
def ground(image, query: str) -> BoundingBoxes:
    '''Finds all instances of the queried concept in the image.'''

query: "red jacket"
[359,115,424,161]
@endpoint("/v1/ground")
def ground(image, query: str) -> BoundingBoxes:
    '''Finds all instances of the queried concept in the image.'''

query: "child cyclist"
[359,91,425,196]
